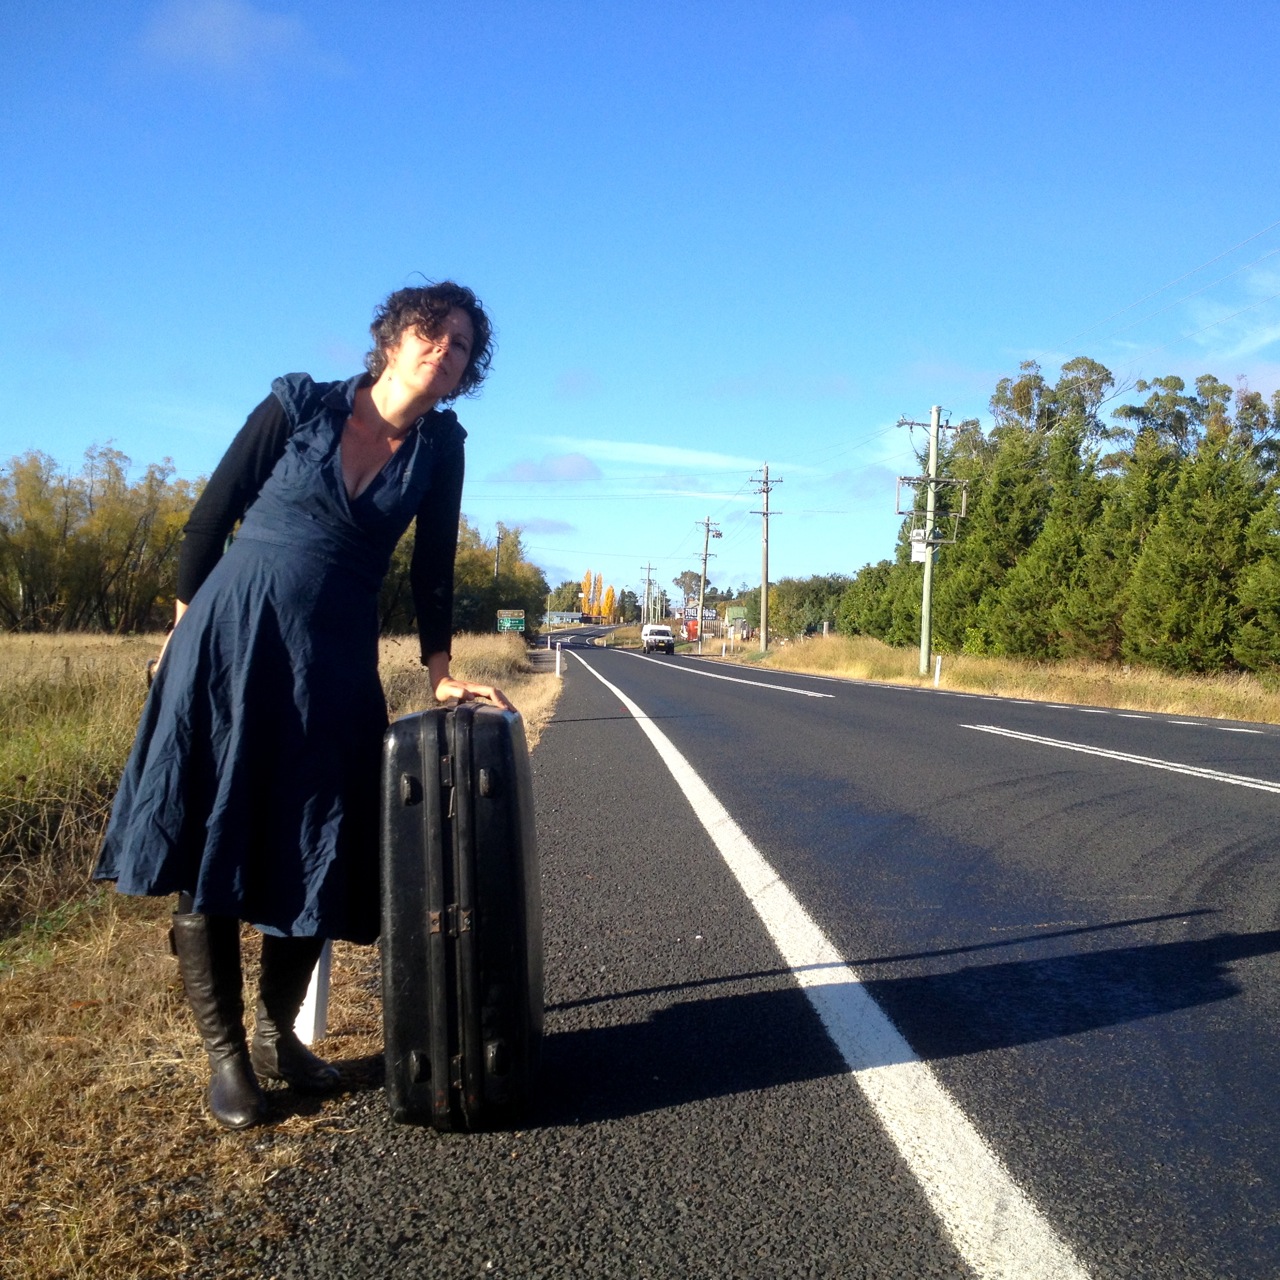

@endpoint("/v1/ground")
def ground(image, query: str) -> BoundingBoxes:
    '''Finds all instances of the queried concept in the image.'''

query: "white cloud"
[487,453,604,484]
[705,370,858,401]
[1182,266,1280,361]
[318,337,365,372]
[1193,303,1280,362]
[542,436,768,472]
[826,464,899,502]
[642,488,754,502]
[554,369,603,399]
[1217,322,1280,362]
[516,518,576,536]
[134,396,242,439]
[141,0,337,79]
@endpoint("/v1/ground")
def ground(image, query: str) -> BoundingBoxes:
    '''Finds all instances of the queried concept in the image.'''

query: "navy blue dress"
[95,373,465,944]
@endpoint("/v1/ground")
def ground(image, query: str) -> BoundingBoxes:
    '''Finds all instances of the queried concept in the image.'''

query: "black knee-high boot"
[170,912,268,1130]
[250,935,341,1092]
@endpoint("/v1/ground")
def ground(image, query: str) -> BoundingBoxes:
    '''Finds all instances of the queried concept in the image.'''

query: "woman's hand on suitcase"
[426,652,515,711]
[433,676,515,711]
[148,601,189,686]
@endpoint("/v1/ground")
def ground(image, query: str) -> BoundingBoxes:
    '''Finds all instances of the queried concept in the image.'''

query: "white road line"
[962,724,1280,794]
[686,656,849,686]
[617,650,834,698]
[573,653,1089,1280]
[1219,726,1265,735]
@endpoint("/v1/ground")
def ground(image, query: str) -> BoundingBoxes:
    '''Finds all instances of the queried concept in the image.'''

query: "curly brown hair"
[364,282,494,399]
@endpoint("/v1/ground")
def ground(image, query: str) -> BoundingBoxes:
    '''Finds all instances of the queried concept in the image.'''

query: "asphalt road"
[253,645,1280,1279]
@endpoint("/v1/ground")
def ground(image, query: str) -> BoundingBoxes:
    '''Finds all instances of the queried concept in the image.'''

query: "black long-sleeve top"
[178,389,464,661]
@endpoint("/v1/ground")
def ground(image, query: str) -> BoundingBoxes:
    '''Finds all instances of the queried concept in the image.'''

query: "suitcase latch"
[439,754,454,788]
[442,905,472,936]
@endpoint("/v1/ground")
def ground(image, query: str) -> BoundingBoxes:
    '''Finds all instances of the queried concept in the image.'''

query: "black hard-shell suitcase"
[380,703,543,1129]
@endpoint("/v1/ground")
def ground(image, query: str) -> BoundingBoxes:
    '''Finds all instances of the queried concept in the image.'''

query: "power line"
[521,543,698,562]
[1115,287,1280,373]
[464,490,754,503]
[1039,214,1280,357]
[1095,244,1280,345]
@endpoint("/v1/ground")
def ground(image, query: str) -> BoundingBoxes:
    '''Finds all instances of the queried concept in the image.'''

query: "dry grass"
[0,634,155,936]
[378,630,560,748]
[735,632,1280,724]
[609,624,643,647]
[0,630,563,1280]
[1,893,389,1279]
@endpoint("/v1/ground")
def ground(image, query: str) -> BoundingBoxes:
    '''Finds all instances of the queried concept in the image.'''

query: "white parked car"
[640,624,676,654]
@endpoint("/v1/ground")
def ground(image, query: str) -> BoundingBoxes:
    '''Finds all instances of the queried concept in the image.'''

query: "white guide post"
[934,654,942,687]
[555,642,563,677]
[295,939,332,1045]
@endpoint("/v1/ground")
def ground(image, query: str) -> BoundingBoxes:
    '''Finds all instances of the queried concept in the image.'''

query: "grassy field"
[0,631,561,1280]
[724,632,1280,724]
[610,624,1280,723]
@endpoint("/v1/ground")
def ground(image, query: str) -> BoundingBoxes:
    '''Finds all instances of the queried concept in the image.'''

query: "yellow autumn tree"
[602,585,616,620]
[581,570,592,617]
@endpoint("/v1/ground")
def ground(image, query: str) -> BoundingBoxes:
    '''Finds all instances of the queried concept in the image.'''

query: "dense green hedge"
[803,361,1280,674]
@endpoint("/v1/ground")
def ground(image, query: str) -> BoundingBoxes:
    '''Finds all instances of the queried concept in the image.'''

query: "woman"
[96,282,512,1130]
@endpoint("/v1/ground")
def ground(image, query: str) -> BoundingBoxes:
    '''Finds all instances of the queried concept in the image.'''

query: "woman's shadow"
[528,924,1280,1127]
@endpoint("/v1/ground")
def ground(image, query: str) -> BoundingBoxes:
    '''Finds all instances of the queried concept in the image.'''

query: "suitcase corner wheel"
[380,703,544,1130]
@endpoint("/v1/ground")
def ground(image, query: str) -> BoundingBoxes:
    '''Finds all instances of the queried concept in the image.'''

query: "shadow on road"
[544,910,1218,1015]
[544,713,695,726]
[866,927,1280,1061]
[534,984,847,1125]
[533,926,1280,1121]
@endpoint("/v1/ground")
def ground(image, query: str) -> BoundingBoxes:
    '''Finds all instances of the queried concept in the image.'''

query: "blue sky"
[3,1,1279,603]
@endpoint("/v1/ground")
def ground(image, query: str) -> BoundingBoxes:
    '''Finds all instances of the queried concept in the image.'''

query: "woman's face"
[383,307,474,403]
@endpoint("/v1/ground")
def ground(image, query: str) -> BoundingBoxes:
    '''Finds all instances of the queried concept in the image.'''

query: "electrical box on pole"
[896,407,968,675]
[696,516,721,653]
[751,466,781,652]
